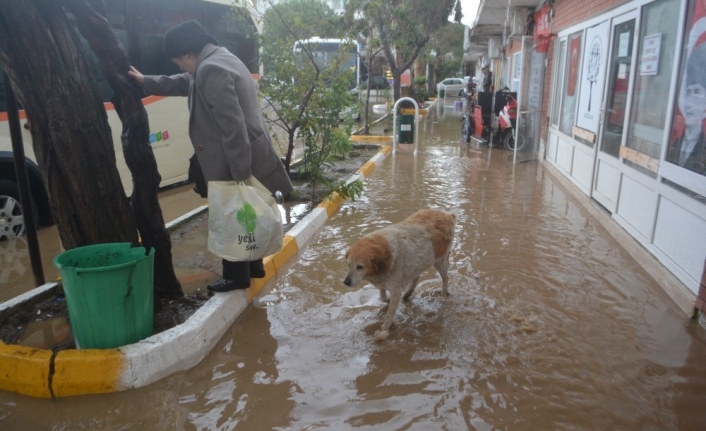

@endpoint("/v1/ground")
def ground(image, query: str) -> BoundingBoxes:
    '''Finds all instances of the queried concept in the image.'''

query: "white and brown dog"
[343,209,456,341]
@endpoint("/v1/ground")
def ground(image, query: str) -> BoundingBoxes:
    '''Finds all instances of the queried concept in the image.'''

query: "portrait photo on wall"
[669,0,706,175]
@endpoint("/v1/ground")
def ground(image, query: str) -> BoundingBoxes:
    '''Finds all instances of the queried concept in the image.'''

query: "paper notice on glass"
[640,33,661,75]
[618,63,628,79]
[619,32,630,57]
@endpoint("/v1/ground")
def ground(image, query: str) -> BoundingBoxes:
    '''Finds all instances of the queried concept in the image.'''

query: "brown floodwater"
[1,99,705,430]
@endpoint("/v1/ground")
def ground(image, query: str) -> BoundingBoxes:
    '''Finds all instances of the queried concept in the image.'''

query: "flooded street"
[1,100,705,430]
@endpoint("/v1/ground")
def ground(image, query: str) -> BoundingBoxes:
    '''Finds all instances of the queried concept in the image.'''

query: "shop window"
[626,0,681,161]
[667,0,706,177]
[559,31,582,136]
[551,39,567,127]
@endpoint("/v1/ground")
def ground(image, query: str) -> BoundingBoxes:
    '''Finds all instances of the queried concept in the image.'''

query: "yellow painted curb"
[247,277,268,302]
[400,108,427,115]
[380,145,393,156]
[52,349,123,397]
[275,236,299,271]
[0,343,53,398]
[318,192,345,217]
[358,160,377,178]
[350,135,392,143]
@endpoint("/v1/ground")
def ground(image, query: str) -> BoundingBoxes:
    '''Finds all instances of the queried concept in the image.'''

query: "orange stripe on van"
[1,75,258,121]
[0,96,167,121]
[104,95,167,111]
[0,111,27,121]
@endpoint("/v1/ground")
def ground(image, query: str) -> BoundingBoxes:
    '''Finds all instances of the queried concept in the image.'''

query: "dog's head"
[343,234,391,287]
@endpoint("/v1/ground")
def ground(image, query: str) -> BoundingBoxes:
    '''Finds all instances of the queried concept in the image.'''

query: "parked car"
[363,76,390,89]
[436,77,466,97]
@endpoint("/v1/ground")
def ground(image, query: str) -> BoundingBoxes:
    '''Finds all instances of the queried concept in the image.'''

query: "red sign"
[535,3,552,53]
[535,3,551,38]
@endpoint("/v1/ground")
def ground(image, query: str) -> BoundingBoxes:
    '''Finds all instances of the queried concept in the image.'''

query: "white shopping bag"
[207,177,283,261]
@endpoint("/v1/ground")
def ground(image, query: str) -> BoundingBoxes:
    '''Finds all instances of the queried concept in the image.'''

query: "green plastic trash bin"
[398,114,414,144]
[439,87,445,98]
[54,243,154,349]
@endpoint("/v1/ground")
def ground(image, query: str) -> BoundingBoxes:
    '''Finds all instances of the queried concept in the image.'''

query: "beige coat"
[142,44,293,197]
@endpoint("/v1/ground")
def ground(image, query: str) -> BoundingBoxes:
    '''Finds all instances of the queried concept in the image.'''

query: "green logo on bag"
[237,202,257,233]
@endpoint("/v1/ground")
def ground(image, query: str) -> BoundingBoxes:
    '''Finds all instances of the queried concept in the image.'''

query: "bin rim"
[53,243,154,274]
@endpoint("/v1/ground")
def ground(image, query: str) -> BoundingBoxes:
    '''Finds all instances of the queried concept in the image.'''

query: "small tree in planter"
[296,54,364,202]
[241,0,364,202]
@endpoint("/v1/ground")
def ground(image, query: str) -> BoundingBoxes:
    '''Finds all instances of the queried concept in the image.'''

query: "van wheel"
[0,180,37,240]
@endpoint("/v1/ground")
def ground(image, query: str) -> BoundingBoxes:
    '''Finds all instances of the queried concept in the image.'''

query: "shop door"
[592,13,637,212]
[513,35,545,163]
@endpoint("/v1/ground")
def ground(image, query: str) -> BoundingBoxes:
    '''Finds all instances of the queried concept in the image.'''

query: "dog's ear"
[372,258,387,275]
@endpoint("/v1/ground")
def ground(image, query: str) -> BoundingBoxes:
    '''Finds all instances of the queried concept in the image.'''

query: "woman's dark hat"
[163,20,218,59]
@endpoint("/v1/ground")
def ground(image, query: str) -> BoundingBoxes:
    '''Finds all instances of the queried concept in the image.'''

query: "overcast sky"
[456,0,480,27]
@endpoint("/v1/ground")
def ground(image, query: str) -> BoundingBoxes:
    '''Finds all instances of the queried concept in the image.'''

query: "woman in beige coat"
[129,20,293,292]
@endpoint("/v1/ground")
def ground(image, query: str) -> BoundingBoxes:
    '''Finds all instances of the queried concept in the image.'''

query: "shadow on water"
[1,102,705,430]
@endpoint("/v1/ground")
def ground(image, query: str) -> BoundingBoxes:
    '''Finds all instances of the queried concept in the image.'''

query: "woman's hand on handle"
[128,66,144,85]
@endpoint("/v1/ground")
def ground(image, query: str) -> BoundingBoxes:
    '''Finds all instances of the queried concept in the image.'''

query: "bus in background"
[0,0,258,240]
[293,37,361,91]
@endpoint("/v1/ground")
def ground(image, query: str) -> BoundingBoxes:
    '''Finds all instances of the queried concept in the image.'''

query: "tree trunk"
[64,0,182,300]
[0,0,137,248]
[0,0,183,302]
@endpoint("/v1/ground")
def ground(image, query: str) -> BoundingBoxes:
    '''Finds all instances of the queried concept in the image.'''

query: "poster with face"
[669,0,706,175]
[567,34,582,97]
[577,20,611,134]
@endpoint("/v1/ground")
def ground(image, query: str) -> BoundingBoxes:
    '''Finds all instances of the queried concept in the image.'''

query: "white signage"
[577,20,611,133]
[618,32,630,57]
[640,33,662,76]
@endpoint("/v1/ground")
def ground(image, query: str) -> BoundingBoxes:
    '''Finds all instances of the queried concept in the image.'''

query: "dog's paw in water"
[431,288,451,298]
[374,329,390,341]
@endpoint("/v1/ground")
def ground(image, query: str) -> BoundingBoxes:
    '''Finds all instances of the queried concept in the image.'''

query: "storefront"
[468,0,706,313]
[544,0,706,306]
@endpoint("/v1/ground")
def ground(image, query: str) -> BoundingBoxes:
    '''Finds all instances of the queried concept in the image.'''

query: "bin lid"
[54,243,153,273]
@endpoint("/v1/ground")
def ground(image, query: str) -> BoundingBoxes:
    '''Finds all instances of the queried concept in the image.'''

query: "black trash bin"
[398,114,414,144]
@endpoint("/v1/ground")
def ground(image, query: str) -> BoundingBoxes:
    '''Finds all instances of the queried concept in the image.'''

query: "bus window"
[293,38,361,90]
[139,33,181,76]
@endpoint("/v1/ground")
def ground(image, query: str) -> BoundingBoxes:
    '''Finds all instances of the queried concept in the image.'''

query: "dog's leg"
[375,289,402,341]
[379,288,388,302]
[434,256,450,297]
[402,276,420,301]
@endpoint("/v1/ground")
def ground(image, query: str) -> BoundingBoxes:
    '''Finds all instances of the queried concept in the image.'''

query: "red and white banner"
[534,3,552,53]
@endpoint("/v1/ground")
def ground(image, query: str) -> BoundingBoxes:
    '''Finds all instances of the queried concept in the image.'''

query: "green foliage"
[328,179,364,202]
[413,76,428,103]
[257,0,359,200]
[428,22,465,85]
[344,0,457,100]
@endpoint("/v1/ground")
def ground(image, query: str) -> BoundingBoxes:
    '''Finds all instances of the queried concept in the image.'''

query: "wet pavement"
[1,99,706,430]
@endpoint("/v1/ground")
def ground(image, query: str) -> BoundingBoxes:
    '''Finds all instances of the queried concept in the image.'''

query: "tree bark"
[63,0,183,300]
[0,0,138,248]
[0,0,183,302]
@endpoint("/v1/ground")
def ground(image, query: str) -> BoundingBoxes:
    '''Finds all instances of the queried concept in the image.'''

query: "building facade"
[468,0,706,317]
